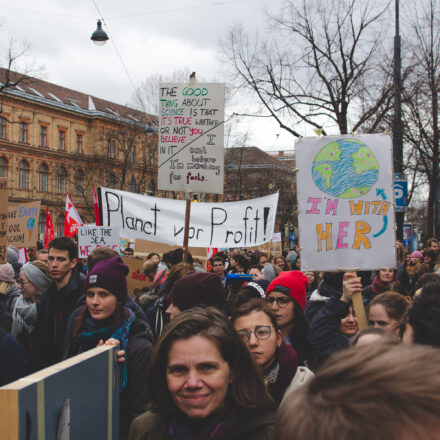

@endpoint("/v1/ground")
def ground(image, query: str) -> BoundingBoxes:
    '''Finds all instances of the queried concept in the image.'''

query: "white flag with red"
[64,193,83,237]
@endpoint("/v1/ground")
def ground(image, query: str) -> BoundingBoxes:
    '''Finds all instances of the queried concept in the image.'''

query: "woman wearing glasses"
[232,298,298,405]
[265,271,310,365]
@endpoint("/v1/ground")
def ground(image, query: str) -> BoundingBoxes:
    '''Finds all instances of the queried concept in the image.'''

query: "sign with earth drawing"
[296,134,396,271]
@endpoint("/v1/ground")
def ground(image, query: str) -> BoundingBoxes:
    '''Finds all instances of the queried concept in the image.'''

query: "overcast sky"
[0,0,295,151]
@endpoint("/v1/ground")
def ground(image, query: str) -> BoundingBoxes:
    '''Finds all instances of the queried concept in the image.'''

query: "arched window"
[19,160,29,190]
[75,169,84,196]
[0,157,7,178]
[39,211,46,238]
[58,167,66,193]
[56,215,64,237]
[108,139,115,158]
[39,163,48,192]
[108,171,116,188]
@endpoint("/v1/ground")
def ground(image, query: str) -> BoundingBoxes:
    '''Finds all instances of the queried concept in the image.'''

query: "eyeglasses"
[267,296,292,308]
[18,278,31,285]
[237,325,274,342]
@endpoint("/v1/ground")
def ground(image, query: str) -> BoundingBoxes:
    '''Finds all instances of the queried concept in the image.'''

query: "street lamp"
[91,20,109,46]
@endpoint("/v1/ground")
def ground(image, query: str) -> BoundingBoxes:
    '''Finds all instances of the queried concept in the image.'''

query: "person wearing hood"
[12,261,52,372]
[232,298,298,406]
[0,263,22,319]
[64,256,153,439]
[7,246,22,281]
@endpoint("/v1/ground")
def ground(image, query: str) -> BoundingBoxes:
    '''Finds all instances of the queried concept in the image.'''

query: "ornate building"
[0,68,157,239]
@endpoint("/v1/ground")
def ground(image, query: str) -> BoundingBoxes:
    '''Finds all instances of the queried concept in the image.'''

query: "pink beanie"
[0,263,15,283]
[411,251,423,260]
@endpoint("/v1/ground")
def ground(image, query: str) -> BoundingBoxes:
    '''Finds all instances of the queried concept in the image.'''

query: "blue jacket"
[0,327,26,386]
[307,296,351,360]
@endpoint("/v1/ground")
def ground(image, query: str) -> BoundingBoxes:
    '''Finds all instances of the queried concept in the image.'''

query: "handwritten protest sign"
[0,178,7,263]
[78,226,120,258]
[134,238,207,258]
[296,134,395,271]
[7,201,40,248]
[99,187,278,248]
[158,83,225,194]
[122,256,152,298]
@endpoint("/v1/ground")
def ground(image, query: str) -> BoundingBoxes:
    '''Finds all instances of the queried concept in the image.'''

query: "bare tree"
[400,0,440,236]
[220,0,394,137]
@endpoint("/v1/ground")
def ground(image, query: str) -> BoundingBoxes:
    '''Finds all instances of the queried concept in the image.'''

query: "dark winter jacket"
[0,295,12,332]
[0,327,26,387]
[129,395,276,440]
[64,310,153,439]
[33,267,85,370]
[307,296,352,360]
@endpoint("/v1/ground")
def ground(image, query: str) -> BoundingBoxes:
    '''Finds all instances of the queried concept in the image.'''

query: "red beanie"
[266,271,309,311]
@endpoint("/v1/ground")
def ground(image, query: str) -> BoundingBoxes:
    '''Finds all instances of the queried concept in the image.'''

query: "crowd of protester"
[1,237,440,439]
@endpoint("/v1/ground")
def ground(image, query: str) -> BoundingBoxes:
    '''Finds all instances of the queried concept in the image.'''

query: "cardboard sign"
[296,134,396,271]
[100,188,279,248]
[134,238,207,258]
[0,178,7,264]
[122,256,153,298]
[77,226,120,258]
[7,201,40,248]
[158,83,225,194]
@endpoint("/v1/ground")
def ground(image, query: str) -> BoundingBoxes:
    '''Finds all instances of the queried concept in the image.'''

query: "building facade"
[0,68,157,239]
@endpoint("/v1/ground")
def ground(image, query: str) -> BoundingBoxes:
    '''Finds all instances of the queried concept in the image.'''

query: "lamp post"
[393,0,404,242]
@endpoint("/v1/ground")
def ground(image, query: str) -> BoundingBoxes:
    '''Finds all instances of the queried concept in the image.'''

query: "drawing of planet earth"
[312,138,379,198]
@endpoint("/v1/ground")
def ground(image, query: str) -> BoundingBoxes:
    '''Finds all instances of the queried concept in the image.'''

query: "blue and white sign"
[394,175,408,212]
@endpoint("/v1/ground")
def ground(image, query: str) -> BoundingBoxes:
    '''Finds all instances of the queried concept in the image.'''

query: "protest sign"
[134,238,207,258]
[77,226,120,258]
[296,134,396,271]
[0,178,7,264]
[122,256,152,298]
[158,83,225,194]
[99,187,279,248]
[7,201,40,248]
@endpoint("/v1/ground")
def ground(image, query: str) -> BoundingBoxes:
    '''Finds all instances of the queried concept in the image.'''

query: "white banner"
[78,226,120,258]
[158,83,225,194]
[99,188,279,248]
[296,134,396,271]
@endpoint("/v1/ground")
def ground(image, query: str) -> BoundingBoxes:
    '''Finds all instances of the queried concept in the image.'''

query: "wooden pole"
[350,271,368,331]
[182,196,192,265]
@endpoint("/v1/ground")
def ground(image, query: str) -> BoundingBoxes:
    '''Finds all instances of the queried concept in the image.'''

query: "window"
[20,122,28,143]
[0,157,7,178]
[108,138,115,158]
[0,117,6,139]
[148,178,155,195]
[75,169,83,196]
[58,167,66,193]
[39,163,48,192]
[56,215,64,237]
[39,212,46,238]
[76,134,83,153]
[40,126,47,147]
[108,171,116,188]
[59,129,66,150]
[19,160,29,189]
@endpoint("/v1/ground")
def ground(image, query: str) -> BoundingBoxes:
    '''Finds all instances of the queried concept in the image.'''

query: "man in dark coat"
[33,237,85,370]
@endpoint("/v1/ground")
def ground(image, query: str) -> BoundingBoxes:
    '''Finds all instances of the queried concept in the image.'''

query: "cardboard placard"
[122,256,153,298]
[158,83,225,194]
[6,201,40,249]
[134,238,207,258]
[77,226,120,258]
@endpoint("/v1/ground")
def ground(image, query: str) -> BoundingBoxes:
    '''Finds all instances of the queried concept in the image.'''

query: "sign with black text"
[78,226,120,258]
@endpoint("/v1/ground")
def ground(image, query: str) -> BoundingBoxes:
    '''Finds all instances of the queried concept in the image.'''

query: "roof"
[0,67,154,126]
[225,147,294,172]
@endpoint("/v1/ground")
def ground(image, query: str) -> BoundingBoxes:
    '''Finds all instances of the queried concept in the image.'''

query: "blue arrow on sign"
[373,188,388,238]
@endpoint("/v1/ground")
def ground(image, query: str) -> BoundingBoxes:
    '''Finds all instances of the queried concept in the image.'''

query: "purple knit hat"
[84,256,129,303]
[169,272,226,311]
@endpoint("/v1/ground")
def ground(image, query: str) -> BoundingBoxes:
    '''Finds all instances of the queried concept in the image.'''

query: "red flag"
[206,247,218,271]
[93,184,100,226]
[44,206,55,248]
[64,193,83,237]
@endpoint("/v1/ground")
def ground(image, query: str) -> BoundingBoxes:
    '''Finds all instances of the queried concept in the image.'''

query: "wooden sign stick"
[346,271,368,331]
[182,196,192,266]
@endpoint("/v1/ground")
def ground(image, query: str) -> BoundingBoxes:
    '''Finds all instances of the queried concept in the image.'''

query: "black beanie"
[170,272,226,311]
